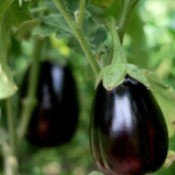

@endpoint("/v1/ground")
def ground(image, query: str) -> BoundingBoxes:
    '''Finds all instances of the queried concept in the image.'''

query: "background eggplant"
[90,75,168,175]
[20,60,79,147]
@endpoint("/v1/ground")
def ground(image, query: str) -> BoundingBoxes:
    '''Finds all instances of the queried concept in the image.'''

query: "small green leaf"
[88,171,104,175]
[0,61,17,99]
[15,18,41,40]
[126,64,150,88]
[92,26,107,46]
[0,0,26,99]
[145,71,175,137]
[100,63,127,90]
[33,14,71,37]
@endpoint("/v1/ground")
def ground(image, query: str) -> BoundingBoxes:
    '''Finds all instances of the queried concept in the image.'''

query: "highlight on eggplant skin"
[19,60,79,148]
[90,75,168,175]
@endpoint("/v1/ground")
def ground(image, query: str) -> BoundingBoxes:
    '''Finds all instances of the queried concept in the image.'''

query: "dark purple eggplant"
[90,75,168,175]
[20,61,79,147]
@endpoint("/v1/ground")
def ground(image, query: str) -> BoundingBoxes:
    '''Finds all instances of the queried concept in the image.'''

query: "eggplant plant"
[0,0,174,175]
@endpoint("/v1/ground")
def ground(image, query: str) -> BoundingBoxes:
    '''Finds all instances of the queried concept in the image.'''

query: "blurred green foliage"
[0,0,175,175]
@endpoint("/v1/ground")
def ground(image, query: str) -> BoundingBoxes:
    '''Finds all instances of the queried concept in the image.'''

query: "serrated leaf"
[82,11,98,40]
[126,64,150,88]
[88,171,104,175]
[145,71,175,137]
[15,18,40,40]
[92,26,107,46]
[33,14,71,37]
[62,0,79,12]
[100,63,127,90]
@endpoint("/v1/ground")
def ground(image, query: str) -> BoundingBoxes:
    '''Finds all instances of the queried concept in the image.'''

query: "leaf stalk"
[53,0,100,76]
[17,38,42,145]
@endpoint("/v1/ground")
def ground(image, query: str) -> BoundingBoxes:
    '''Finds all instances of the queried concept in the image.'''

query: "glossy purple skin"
[90,76,168,175]
[20,61,79,147]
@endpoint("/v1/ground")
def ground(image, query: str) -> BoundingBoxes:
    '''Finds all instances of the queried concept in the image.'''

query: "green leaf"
[145,71,175,137]
[99,63,127,90]
[91,26,107,46]
[82,11,98,40]
[88,171,104,175]
[62,0,79,12]
[4,1,31,28]
[33,14,71,37]
[0,1,31,99]
[126,64,150,88]
[0,60,18,99]
[15,18,40,40]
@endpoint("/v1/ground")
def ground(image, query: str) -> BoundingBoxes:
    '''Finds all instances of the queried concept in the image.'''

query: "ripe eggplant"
[90,75,168,175]
[20,61,79,147]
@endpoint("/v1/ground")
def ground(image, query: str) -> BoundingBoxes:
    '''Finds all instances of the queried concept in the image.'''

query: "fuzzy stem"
[108,17,127,64]
[77,0,86,27]
[53,0,100,76]
[6,98,16,154]
[2,99,18,175]
[17,38,42,144]
[2,143,18,175]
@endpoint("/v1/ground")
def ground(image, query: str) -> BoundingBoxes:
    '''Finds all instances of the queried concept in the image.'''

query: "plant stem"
[108,17,127,64]
[17,38,42,145]
[53,0,100,76]
[77,0,86,27]
[2,100,18,175]
[118,0,139,43]
[2,143,18,175]
[6,98,16,155]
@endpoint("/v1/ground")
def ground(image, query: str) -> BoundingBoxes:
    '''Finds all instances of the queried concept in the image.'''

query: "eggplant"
[90,75,168,175]
[20,61,79,147]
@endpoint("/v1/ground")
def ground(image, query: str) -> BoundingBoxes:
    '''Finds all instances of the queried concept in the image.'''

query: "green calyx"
[96,17,150,90]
